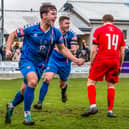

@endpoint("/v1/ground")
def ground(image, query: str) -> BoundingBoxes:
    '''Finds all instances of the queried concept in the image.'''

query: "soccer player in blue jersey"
[33,16,78,110]
[5,3,85,125]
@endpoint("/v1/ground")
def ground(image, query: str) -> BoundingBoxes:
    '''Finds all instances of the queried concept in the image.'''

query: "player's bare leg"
[33,72,55,110]
[5,82,26,124]
[59,80,68,103]
[107,82,116,118]
[81,79,98,117]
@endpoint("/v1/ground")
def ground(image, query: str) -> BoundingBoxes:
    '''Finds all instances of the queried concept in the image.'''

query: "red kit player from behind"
[81,14,125,117]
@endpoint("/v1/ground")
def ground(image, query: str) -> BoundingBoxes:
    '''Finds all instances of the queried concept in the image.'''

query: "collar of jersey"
[40,24,51,33]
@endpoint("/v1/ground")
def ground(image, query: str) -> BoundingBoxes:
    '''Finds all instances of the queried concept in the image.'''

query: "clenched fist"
[75,58,85,66]
[6,50,12,59]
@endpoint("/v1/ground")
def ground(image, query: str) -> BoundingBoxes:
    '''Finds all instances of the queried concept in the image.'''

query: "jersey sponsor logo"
[39,39,49,54]
[40,45,46,52]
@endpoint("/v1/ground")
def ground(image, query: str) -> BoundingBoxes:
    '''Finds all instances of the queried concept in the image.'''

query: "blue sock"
[24,86,35,111]
[61,83,68,94]
[12,91,24,107]
[38,82,49,104]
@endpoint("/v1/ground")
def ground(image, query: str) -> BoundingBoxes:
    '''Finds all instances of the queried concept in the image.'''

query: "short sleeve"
[55,29,64,45]
[121,32,126,47]
[69,31,77,45]
[92,29,99,45]
[16,25,31,38]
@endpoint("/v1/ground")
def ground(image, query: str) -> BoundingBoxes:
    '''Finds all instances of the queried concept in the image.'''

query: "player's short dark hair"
[102,14,114,22]
[59,16,70,23]
[40,3,57,18]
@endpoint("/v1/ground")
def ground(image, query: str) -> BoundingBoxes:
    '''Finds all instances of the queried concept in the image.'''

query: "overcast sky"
[3,0,44,10]
[1,0,64,10]
[1,0,129,10]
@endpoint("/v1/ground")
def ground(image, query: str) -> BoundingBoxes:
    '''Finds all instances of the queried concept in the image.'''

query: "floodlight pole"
[1,0,4,47]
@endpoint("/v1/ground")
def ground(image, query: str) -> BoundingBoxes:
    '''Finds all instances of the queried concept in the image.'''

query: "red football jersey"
[93,24,125,59]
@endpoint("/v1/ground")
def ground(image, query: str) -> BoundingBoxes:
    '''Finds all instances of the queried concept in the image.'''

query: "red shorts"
[88,58,120,83]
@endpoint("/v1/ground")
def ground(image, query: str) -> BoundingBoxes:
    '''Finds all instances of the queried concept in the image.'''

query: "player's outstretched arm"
[119,46,125,67]
[6,31,17,59]
[57,44,85,66]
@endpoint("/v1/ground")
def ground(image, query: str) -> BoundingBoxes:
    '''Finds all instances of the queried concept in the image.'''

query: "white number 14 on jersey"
[106,34,119,50]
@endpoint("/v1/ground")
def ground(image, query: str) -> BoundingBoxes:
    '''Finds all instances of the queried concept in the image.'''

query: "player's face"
[71,45,76,51]
[46,10,57,26]
[60,19,70,33]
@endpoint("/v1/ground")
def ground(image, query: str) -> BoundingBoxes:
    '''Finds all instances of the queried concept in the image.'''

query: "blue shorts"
[19,59,45,81]
[45,57,71,81]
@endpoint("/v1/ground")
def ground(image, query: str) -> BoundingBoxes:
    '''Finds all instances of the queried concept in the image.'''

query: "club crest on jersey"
[109,27,114,31]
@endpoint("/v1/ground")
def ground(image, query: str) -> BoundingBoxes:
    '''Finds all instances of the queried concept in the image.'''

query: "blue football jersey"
[16,23,63,66]
[52,30,76,63]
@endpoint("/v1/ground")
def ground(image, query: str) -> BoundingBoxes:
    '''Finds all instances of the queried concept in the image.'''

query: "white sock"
[9,102,14,108]
[90,104,96,109]
[24,111,31,117]
[108,110,112,113]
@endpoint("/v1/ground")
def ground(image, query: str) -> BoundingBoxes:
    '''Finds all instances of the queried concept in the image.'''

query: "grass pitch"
[0,78,129,129]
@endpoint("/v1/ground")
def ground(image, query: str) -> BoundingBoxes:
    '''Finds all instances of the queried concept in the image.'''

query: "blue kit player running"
[33,16,78,110]
[5,3,85,125]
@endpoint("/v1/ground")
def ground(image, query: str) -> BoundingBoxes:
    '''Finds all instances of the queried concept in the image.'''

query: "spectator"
[12,48,21,61]
[124,46,129,61]
[82,40,89,49]
[0,46,6,61]
[81,40,90,61]
[76,44,82,58]
[0,46,2,61]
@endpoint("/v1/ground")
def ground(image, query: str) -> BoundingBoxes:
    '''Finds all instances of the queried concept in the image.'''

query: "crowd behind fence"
[1,40,129,62]
[0,40,91,62]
